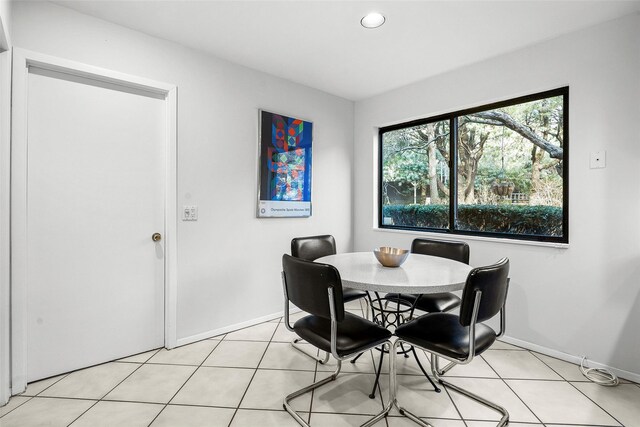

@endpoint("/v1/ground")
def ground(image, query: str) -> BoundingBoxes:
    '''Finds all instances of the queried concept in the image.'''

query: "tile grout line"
[544,423,618,427]
[481,349,546,425]
[307,335,321,425]
[65,348,162,427]
[436,360,469,426]
[15,369,71,400]
[145,339,224,427]
[3,320,637,426]
[1,350,157,424]
[530,351,625,427]
[310,307,373,423]
[282,307,379,423]
[396,348,458,427]
[565,380,625,426]
[0,395,35,418]
[379,347,484,425]
[0,395,36,418]
[225,319,280,427]
[528,351,578,382]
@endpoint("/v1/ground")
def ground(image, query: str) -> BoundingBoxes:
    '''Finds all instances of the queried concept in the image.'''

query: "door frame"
[0,13,11,406]
[10,48,178,394]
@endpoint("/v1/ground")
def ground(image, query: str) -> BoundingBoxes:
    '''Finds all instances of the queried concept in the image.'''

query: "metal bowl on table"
[373,247,409,268]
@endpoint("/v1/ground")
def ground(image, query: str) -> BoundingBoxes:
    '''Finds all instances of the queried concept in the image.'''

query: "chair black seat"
[384,292,461,313]
[343,288,368,303]
[395,313,497,360]
[415,293,461,312]
[294,313,391,358]
[383,293,418,306]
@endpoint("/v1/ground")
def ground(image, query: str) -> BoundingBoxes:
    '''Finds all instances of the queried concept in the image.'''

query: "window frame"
[378,87,569,244]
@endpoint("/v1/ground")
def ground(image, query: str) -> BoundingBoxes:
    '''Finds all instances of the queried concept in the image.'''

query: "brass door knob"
[152,233,162,242]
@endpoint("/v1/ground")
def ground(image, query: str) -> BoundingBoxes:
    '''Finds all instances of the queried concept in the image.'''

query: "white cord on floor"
[580,356,619,386]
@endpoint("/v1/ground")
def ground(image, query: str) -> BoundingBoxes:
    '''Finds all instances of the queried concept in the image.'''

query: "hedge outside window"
[379,87,568,243]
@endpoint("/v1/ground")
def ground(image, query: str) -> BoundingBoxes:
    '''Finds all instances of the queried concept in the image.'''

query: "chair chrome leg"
[389,346,439,427]
[349,299,370,365]
[432,354,456,376]
[437,378,509,426]
[359,297,370,320]
[430,353,509,426]
[391,341,508,427]
[395,407,435,427]
[284,360,342,427]
[362,340,398,427]
[291,338,330,364]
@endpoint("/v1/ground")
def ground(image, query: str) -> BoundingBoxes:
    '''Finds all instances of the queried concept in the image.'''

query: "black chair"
[378,238,470,394]
[385,238,470,315]
[281,254,392,427]
[290,235,370,364]
[291,235,368,306]
[366,258,510,427]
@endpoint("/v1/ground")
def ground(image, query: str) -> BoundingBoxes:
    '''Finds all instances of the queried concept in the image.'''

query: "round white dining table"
[316,252,472,294]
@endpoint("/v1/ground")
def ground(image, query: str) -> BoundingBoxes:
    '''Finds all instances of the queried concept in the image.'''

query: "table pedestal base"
[362,292,441,398]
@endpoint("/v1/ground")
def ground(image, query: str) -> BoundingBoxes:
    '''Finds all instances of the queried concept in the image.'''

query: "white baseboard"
[501,335,640,384]
[174,309,295,348]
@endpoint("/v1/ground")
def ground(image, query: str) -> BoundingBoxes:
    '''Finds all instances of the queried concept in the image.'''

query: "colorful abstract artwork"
[258,111,312,217]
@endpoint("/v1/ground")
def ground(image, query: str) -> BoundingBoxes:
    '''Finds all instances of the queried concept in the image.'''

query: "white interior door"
[25,66,166,382]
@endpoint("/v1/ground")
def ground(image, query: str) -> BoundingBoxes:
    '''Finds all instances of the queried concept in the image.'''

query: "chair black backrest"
[282,254,345,322]
[459,258,509,326]
[411,238,470,265]
[291,235,337,261]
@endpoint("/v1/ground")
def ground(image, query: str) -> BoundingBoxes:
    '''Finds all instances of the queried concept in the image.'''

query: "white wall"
[0,0,10,49]
[8,0,640,391]
[353,13,640,378]
[11,1,354,343]
[0,0,12,407]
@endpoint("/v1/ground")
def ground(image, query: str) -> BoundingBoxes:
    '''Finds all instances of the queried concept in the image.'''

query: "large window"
[380,87,568,243]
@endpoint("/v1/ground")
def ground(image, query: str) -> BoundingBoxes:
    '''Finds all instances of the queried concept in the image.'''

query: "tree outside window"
[380,88,568,243]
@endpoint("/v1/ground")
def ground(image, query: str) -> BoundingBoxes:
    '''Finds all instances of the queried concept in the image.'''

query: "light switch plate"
[182,205,198,221]
[590,151,606,169]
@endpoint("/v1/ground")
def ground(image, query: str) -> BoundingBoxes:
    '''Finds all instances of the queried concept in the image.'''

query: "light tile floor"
[1,303,639,427]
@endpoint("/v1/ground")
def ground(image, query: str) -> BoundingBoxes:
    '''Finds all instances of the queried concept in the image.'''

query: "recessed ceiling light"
[361,12,385,29]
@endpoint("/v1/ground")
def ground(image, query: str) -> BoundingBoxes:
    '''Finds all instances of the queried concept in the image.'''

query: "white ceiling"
[52,0,640,100]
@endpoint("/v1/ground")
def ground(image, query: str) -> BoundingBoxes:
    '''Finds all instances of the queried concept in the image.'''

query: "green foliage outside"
[383,204,450,229]
[381,93,566,238]
[383,204,563,236]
